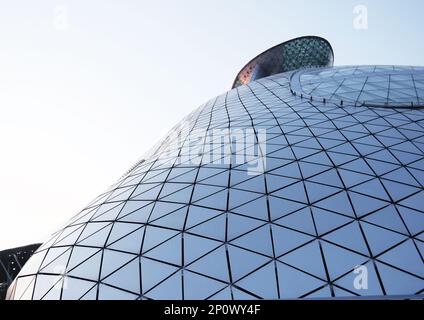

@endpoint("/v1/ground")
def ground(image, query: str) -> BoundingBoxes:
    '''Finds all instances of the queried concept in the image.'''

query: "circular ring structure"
[232,36,334,88]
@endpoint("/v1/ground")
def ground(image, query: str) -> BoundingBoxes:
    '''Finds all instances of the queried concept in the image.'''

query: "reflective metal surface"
[232,36,334,88]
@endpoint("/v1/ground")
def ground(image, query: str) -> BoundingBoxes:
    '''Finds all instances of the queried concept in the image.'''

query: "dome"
[7,39,424,300]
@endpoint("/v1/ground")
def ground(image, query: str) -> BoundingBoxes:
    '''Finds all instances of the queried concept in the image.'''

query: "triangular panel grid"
[11,65,424,300]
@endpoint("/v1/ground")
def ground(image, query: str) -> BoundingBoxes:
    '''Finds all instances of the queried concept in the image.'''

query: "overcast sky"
[1,0,424,250]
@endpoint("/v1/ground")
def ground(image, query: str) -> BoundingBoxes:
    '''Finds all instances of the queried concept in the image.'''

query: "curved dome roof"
[7,38,424,300]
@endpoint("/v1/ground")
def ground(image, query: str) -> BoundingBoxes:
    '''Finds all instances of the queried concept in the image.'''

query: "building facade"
[7,37,424,300]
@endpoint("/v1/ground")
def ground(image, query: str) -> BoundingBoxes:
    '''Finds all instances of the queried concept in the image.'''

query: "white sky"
[1,0,424,250]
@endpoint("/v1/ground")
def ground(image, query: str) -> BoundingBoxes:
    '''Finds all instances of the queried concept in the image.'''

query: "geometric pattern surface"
[232,36,334,88]
[292,65,424,108]
[8,65,424,300]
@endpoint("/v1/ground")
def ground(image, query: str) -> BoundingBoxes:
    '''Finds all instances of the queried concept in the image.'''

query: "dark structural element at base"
[7,36,424,300]
[0,244,41,299]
